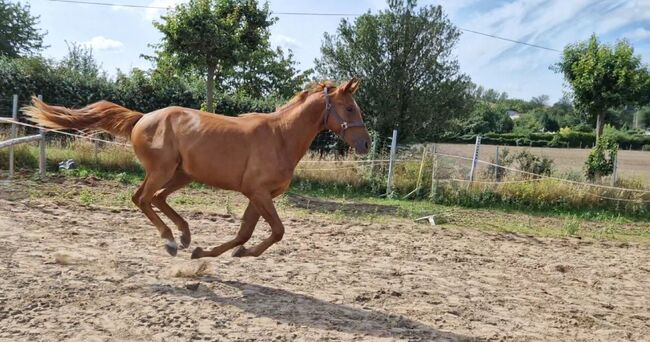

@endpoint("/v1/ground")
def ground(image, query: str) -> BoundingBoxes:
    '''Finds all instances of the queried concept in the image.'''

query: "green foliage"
[555,34,650,139]
[510,150,554,177]
[0,45,114,113]
[315,0,473,142]
[152,0,296,111]
[585,136,618,181]
[0,0,46,57]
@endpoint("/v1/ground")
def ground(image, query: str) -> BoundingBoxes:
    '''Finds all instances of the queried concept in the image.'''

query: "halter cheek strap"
[322,87,366,138]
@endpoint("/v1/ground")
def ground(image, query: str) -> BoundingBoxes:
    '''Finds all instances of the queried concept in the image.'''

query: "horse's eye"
[346,106,354,112]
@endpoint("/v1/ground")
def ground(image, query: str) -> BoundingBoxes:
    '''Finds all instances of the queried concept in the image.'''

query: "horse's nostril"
[364,141,369,149]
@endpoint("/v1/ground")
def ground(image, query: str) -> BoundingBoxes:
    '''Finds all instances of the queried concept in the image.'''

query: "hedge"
[439,132,650,150]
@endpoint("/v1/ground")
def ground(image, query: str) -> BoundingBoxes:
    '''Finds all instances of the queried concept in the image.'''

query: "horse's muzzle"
[354,139,370,155]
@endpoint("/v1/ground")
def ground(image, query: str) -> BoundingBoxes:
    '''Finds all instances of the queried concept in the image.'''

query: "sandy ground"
[1,180,649,341]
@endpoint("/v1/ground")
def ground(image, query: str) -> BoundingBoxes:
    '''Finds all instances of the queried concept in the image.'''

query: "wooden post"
[386,129,397,195]
[430,144,438,200]
[494,145,500,182]
[9,94,18,178]
[469,135,481,183]
[611,153,618,186]
[403,147,427,199]
[369,131,379,177]
[38,95,46,179]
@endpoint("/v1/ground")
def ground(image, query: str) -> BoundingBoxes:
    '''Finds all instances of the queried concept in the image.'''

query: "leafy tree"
[0,0,46,57]
[530,94,549,108]
[153,0,274,112]
[220,45,312,99]
[315,0,473,142]
[555,34,650,140]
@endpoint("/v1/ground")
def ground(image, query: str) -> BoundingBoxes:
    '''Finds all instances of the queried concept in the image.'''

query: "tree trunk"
[595,112,605,142]
[206,65,215,113]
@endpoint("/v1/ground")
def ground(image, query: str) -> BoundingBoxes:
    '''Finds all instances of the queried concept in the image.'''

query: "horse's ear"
[342,78,360,94]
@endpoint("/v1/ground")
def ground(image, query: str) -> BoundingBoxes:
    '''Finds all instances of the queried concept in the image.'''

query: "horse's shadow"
[151,278,476,341]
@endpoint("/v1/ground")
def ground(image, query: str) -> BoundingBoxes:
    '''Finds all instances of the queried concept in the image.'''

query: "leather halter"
[322,87,366,138]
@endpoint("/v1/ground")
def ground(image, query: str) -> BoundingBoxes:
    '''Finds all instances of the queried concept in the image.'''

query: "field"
[434,143,650,185]
[1,177,649,341]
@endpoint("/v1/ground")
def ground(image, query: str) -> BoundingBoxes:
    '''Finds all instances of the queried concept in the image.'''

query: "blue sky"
[27,0,650,102]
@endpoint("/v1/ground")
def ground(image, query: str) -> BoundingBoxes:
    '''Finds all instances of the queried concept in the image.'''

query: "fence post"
[369,131,379,177]
[386,129,397,195]
[494,145,500,182]
[38,95,46,179]
[611,153,618,186]
[430,144,438,200]
[469,135,481,183]
[9,94,18,178]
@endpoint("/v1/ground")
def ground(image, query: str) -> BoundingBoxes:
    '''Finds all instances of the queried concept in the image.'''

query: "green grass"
[2,138,648,222]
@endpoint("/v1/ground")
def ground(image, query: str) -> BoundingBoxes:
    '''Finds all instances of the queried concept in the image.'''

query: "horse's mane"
[237,81,337,117]
[275,81,337,112]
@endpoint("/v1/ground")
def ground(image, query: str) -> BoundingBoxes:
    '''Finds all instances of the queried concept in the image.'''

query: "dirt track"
[1,180,649,341]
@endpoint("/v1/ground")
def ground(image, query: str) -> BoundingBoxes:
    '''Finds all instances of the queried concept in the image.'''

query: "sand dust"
[1,182,649,341]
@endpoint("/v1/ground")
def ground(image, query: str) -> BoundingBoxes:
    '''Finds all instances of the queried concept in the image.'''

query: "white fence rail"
[1,94,46,179]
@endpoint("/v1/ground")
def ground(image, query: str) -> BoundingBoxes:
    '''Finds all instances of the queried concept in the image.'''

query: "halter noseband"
[322,87,365,138]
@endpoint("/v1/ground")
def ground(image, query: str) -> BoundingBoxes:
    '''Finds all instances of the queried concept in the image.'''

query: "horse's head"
[322,78,371,155]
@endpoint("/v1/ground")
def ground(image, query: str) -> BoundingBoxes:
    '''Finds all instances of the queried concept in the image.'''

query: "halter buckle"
[340,122,349,130]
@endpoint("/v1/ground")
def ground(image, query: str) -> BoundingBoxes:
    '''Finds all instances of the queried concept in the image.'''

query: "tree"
[0,0,46,57]
[315,0,473,142]
[530,94,550,108]
[220,46,312,99]
[555,34,650,141]
[153,0,274,112]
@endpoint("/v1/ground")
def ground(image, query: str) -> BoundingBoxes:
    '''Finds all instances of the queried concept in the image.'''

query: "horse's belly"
[179,147,246,190]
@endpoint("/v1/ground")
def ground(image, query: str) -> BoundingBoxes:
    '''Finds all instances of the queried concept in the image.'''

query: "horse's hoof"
[191,247,203,259]
[231,246,246,257]
[180,234,191,249]
[165,240,178,257]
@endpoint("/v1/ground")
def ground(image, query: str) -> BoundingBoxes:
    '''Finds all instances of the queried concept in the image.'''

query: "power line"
[45,0,361,16]
[459,28,560,52]
[45,0,560,52]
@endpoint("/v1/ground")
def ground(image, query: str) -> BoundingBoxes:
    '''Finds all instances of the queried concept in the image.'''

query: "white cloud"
[144,0,187,21]
[81,36,124,51]
[449,0,650,101]
[627,27,650,41]
[271,34,301,51]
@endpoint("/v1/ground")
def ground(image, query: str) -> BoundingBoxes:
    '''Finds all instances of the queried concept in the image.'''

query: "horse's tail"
[23,97,143,138]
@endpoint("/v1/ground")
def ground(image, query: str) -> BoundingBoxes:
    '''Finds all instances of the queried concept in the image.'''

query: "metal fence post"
[469,135,481,183]
[386,129,397,195]
[38,95,46,179]
[9,95,18,178]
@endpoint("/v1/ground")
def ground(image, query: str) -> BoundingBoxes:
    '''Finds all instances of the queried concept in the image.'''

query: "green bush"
[585,137,618,181]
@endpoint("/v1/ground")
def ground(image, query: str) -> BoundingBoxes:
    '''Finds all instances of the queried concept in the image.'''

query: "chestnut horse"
[24,79,370,258]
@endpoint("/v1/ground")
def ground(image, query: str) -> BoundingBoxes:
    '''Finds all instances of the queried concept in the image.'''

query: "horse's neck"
[276,96,325,167]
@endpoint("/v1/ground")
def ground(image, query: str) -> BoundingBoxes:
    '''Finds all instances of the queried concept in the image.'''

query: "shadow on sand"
[151,278,477,341]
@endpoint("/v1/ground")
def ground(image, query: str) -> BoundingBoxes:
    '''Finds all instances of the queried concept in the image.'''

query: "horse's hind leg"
[191,202,260,259]
[152,171,192,248]
[132,166,179,256]
[231,193,284,258]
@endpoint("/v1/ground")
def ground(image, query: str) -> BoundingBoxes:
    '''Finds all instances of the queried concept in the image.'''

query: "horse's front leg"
[191,202,260,259]
[231,192,284,258]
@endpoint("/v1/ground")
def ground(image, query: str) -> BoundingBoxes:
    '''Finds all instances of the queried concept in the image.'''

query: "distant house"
[506,109,520,120]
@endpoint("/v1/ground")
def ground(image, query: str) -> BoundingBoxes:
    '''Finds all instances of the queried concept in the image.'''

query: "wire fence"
[2,96,649,208]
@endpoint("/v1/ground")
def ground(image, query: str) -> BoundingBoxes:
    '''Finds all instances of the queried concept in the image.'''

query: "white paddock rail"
[1,95,46,179]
